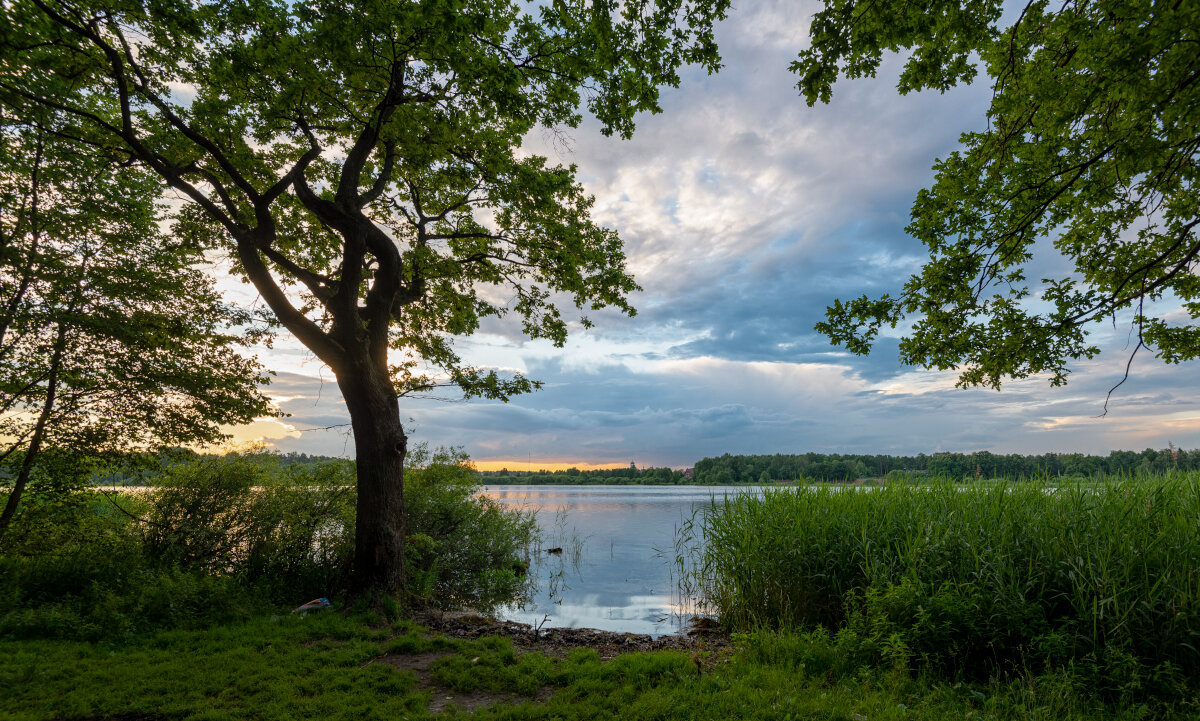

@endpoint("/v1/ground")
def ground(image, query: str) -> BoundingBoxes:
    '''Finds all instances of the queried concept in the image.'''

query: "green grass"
[2,614,413,721]
[681,476,1200,699]
[3,613,1196,720]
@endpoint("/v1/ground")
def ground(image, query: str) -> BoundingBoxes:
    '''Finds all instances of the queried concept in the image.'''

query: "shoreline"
[412,610,726,660]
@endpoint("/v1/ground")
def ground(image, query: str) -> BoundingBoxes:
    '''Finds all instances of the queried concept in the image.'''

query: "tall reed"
[685,477,1200,681]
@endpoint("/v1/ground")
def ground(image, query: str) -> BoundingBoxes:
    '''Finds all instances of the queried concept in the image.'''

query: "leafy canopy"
[0,0,730,399]
[0,113,272,534]
[798,0,1200,390]
[0,119,271,456]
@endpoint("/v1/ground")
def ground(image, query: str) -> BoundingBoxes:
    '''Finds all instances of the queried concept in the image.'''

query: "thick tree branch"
[102,16,262,204]
[257,244,335,301]
[358,141,396,205]
[235,235,345,368]
[337,60,407,209]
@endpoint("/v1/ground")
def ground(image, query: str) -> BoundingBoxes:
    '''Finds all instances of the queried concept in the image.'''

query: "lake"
[482,484,767,637]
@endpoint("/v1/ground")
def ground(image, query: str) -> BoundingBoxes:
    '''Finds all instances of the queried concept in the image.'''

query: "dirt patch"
[377,650,552,714]
[379,650,453,674]
[413,611,729,663]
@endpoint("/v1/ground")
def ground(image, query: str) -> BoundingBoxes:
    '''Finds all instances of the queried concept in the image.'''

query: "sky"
[223,1,1200,469]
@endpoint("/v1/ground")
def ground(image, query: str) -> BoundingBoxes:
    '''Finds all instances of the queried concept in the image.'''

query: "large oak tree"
[0,0,729,592]
[797,0,1199,396]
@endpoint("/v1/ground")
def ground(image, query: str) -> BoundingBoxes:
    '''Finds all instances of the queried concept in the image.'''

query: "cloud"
[499,3,997,383]
[221,5,1200,467]
[245,334,1200,465]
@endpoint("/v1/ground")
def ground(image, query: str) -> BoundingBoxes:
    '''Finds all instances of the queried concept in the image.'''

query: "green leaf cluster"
[0,0,730,400]
[800,0,1200,388]
[0,114,271,531]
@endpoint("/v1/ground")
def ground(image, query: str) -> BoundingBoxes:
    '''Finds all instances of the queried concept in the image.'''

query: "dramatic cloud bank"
[226,2,1200,466]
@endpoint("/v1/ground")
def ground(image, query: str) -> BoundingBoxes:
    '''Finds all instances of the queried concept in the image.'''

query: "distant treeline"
[693,448,1200,484]
[90,447,1200,487]
[91,449,351,486]
[478,466,688,485]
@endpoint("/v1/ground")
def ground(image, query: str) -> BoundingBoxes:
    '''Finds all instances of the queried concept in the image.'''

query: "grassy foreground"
[3,610,1195,721]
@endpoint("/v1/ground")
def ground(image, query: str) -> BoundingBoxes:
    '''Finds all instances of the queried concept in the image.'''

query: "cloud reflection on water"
[483,484,760,637]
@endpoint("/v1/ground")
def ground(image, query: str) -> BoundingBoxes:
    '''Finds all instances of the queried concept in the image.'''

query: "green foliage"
[141,448,537,610]
[142,453,356,596]
[693,447,1200,483]
[404,445,538,611]
[800,0,1200,388]
[0,491,261,642]
[1,449,537,641]
[6,612,1197,719]
[0,485,134,563]
[0,118,271,533]
[0,0,731,400]
[480,465,688,485]
[687,478,1200,698]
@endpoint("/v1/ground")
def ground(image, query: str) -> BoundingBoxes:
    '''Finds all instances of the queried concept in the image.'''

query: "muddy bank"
[412,611,726,660]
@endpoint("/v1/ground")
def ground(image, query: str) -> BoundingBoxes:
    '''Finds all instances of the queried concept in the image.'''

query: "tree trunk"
[0,320,67,538]
[336,355,408,596]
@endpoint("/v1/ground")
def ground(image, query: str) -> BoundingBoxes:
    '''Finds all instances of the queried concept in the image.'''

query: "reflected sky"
[484,484,764,636]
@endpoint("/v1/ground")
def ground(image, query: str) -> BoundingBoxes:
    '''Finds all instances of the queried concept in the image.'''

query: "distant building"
[682,468,693,480]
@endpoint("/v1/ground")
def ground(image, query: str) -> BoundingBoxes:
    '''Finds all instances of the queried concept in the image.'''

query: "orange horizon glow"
[471,460,641,472]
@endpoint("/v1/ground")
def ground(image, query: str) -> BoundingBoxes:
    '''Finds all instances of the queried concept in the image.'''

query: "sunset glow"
[471,460,637,473]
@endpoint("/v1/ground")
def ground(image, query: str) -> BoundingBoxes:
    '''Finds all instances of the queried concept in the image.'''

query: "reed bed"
[683,477,1200,684]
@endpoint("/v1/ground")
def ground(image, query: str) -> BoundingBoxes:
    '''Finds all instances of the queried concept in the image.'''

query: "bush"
[0,490,259,641]
[1,448,537,641]
[142,452,356,598]
[143,447,536,609]
[403,445,538,611]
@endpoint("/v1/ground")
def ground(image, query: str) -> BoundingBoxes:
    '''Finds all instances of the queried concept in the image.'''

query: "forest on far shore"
[479,447,1199,484]
[689,447,1199,484]
[92,446,1200,486]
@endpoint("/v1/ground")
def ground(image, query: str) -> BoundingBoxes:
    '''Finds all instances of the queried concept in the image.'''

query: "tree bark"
[336,352,408,596]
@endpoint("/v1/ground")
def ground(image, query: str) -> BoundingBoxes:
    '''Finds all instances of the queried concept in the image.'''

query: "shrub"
[0,489,258,641]
[2,448,536,641]
[142,447,536,609]
[403,445,538,611]
[142,452,356,598]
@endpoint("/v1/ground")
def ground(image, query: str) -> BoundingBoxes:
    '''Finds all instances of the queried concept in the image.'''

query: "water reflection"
[483,484,763,637]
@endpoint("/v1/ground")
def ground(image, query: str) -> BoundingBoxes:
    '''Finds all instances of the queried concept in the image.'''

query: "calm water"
[482,485,766,636]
